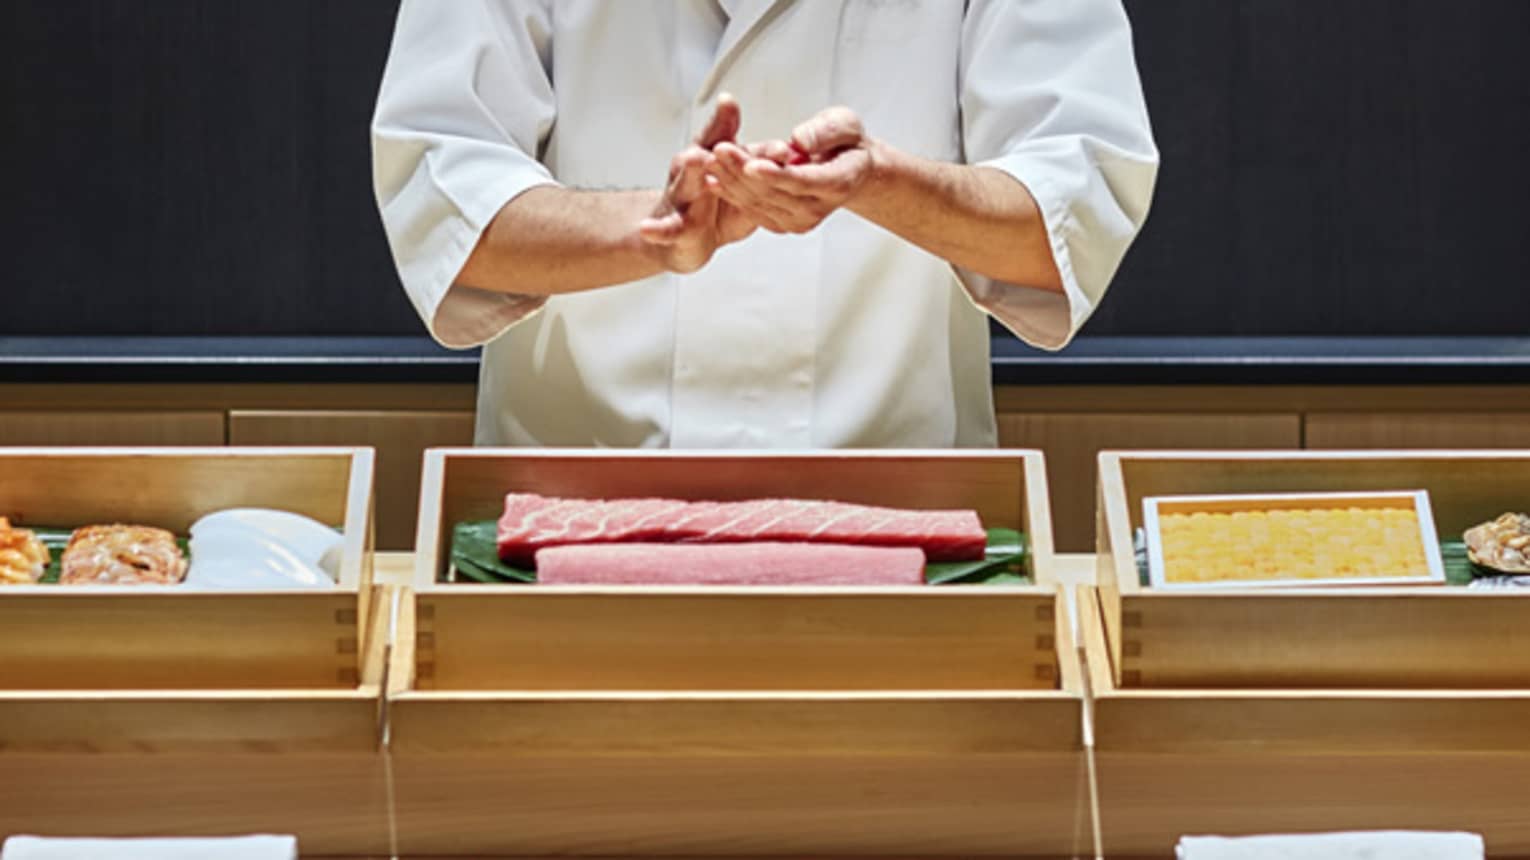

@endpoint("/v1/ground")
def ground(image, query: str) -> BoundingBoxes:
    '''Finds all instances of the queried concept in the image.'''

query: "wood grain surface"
[229,410,474,549]
[0,411,225,446]
[1095,451,1530,688]
[998,413,1300,551]
[1307,412,1530,449]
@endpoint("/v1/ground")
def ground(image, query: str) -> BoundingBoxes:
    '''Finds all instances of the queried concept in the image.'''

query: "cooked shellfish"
[60,524,187,585]
[1464,512,1530,574]
[0,517,48,585]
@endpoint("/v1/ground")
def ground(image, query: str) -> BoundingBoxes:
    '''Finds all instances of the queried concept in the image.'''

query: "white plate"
[190,508,344,580]
[185,524,333,589]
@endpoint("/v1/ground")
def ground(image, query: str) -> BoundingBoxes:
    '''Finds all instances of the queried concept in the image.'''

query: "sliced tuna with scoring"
[496,493,987,566]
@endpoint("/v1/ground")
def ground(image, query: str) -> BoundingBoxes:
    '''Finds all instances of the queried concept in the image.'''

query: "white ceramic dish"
[185,509,344,589]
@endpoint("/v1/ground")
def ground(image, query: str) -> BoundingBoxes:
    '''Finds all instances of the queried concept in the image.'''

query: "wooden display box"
[389,449,1089,858]
[1097,450,1530,688]
[0,448,390,855]
[1083,592,1530,858]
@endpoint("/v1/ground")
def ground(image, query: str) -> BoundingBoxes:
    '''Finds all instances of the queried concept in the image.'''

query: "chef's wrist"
[631,189,686,271]
[847,137,900,216]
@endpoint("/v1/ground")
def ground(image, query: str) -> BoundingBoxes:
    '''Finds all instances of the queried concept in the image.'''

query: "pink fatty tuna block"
[533,542,928,586]
[496,493,986,566]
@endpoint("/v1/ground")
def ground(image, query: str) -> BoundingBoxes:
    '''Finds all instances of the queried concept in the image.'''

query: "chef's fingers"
[791,106,863,157]
[695,92,742,149]
[709,176,828,235]
[712,141,754,176]
[706,172,801,228]
[709,146,807,224]
[716,143,816,209]
[667,146,711,205]
[746,139,798,166]
[705,157,798,231]
[741,159,833,209]
[752,157,861,201]
[687,184,719,225]
[708,144,767,202]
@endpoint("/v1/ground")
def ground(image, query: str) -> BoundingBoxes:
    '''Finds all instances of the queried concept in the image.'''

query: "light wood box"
[0,447,391,856]
[1083,591,1530,857]
[1096,450,1530,688]
[387,449,1090,858]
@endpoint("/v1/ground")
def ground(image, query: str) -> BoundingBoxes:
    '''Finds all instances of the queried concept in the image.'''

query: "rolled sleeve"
[957,0,1160,350]
[371,0,559,348]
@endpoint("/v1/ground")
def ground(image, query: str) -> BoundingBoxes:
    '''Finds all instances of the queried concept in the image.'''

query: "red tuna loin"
[534,542,927,586]
[496,494,987,565]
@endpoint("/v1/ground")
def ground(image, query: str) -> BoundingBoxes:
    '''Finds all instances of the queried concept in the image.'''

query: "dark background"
[3,0,1528,338]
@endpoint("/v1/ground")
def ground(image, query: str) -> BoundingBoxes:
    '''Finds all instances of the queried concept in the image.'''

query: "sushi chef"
[372,1,1158,448]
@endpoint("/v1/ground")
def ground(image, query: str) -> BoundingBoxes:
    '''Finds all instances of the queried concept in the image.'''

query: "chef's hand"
[638,94,759,273]
[704,106,877,235]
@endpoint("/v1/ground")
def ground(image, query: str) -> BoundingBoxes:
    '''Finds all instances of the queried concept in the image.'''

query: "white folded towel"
[1178,831,1484,860]
[1,835,298,860]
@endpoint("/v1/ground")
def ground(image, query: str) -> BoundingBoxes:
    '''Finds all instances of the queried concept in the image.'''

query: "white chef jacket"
[372,0,1158,448]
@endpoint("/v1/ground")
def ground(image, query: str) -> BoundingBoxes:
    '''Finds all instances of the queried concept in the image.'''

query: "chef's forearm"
[848,143,1064,294]
[455,186,666,296]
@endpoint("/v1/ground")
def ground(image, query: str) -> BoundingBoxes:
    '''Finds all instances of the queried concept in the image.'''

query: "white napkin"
[2,835,297,860]
[1178,831,1484,860]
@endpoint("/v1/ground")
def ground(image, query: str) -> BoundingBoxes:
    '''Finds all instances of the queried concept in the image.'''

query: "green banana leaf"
[925,528,1029,585]
[447,521,1030,586]
[36,528,69,584]
[450,520,534,583]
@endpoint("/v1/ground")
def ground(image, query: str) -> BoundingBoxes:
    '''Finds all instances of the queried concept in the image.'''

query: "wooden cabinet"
[997,413,1301,551]
[0,411,224,446]
[1307,412,1530,449]
[228,410,475,550]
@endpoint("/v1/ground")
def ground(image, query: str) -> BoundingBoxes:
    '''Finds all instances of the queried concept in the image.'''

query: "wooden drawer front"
[229,410,473,549]
[0,750,389,855]
[415,591,1060,692]
[388,749,1089,857]
[1307,412,1530,449]
[0,411,224,446]
[1082,585,1530,858]
[997,413,1301,551]
[1095,749,1530,858]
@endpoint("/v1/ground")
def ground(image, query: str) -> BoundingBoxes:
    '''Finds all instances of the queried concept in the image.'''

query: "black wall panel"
[3,1,1528,337]
[1,0,410,335]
